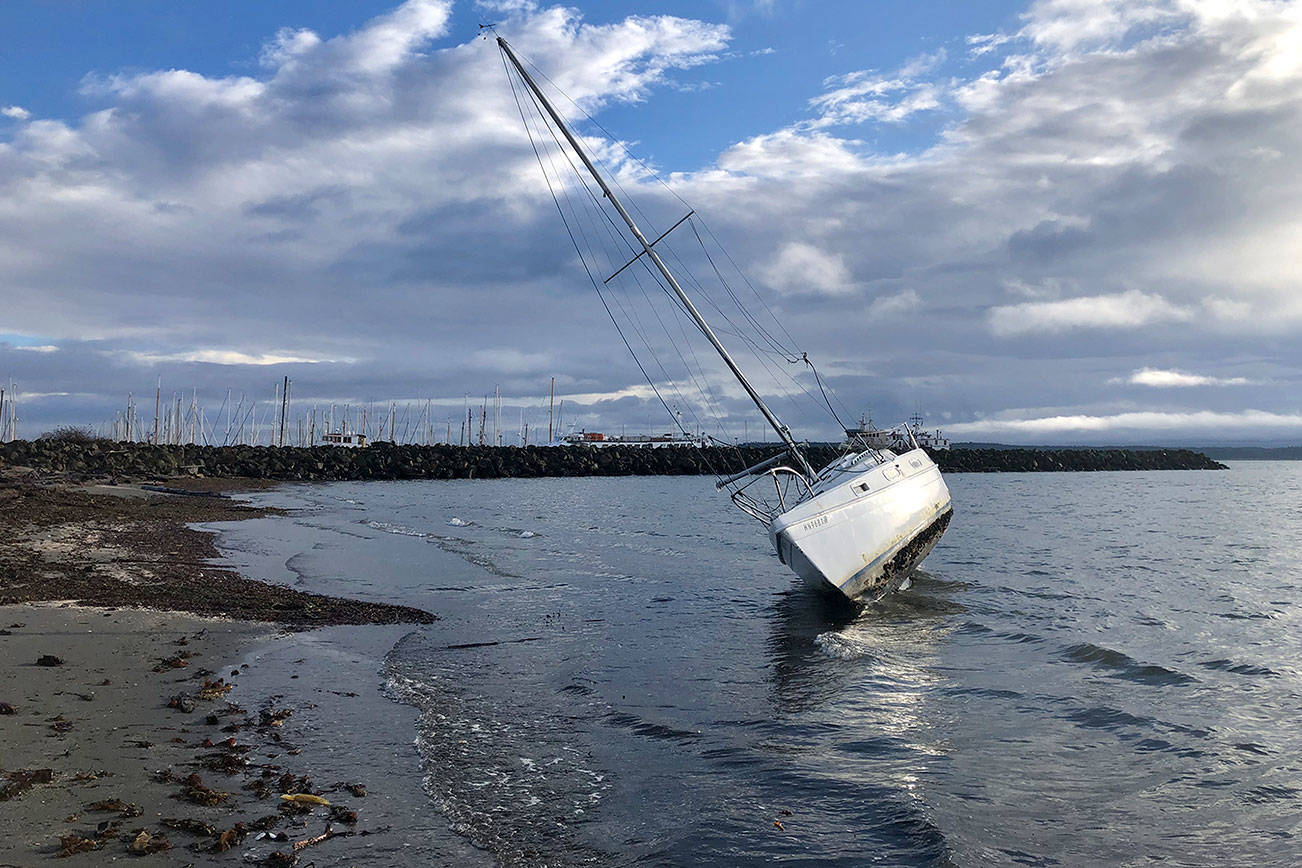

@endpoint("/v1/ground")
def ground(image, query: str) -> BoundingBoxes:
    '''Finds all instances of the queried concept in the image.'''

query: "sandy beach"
[0,473,461,865]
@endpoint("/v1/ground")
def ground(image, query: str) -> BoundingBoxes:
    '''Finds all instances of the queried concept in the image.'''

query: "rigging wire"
[655,232,836,426]
[802,353,850,433]
[515,71,725,454]
[512,54,754,460]
[502,38,863,456]
[686,220,797,361]
[501,46,730,479]
[694,216,805,356]
[512,43,809,364]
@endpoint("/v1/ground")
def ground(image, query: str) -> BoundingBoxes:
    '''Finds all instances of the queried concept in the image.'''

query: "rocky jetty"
[0,440,1225,482]
[935,447,1226,473]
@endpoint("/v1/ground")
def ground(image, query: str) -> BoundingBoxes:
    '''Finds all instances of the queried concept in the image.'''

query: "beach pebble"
[36,654,64,666]
[167,694,196,713]
[128,829,171,855]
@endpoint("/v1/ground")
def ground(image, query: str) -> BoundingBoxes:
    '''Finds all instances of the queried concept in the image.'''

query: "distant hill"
[953,443,1302,459]
[1194,446,1302,460]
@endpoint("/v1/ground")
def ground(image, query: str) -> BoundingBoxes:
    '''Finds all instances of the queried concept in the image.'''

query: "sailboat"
[496,38,953,602]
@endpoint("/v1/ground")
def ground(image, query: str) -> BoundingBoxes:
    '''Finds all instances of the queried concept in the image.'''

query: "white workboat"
[497,38,952,602]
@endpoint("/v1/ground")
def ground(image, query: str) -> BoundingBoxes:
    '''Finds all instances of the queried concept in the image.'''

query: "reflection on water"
[766,574,965,717]
[216,464,1302,867]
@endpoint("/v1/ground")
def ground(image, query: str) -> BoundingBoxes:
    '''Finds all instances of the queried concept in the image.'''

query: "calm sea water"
[215,463,1302,866]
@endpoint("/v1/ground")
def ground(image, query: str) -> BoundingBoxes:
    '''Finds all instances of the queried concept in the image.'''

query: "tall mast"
[498,38,814,480]
[279,376,290,447]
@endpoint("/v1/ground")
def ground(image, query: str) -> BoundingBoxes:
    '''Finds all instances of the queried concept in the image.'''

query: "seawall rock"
[0,441,1226,482]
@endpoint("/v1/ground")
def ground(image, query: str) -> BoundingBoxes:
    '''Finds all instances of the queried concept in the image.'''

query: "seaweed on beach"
[175,773,229,806]
[0,768,53,801]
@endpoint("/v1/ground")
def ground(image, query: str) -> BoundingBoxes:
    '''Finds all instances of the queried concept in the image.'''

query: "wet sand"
[0,477,463,865]
[1,604,267,863]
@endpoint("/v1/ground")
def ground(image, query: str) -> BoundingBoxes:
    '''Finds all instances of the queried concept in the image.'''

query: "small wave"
[494,526,540,539]
[814,631,880,662]
[421,535,520,579]
[993,630,1043,644]
[1243,785,1300,804]
[448,517,471,527]
[1061,642,1196,686]
[382,665,613,867]
[1065,704,1152,732]
[945,686,1023,701]
[365,520,428,538]
[1198,658,1280,677]
[604,711,702,743]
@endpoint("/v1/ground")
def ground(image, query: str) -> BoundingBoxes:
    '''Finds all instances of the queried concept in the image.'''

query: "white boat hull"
[768,448,952,601]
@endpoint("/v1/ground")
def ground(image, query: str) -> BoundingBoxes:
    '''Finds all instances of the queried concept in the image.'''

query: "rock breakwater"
[0,440,1225,482]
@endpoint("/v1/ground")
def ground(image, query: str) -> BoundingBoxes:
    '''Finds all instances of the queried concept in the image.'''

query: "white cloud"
[1019,0,1188,53]
[875,289,922,316]
[716,128,867,177]
[760,242,854,295]
[988,290,1193,336]
[2,105,30,120]
[468,348,551,374]
[259,28,323,68]
[807,51,946,128]
[949,409,1302,436]
[126,350,346,366]
[967,33,1014,57]
[1126,368,1254,387]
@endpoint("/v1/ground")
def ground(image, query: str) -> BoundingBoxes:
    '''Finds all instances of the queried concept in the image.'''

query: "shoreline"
[0,476,463,865]
[0,474,434,626]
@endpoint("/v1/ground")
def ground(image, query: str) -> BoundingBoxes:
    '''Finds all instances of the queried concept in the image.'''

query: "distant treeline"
[0,439,1226,482]
[952,442,1302,460]
[1196,446,1302,461]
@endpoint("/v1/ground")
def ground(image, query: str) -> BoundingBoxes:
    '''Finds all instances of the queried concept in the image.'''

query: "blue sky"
[1,1,1024,167]
[0,0,1299,445]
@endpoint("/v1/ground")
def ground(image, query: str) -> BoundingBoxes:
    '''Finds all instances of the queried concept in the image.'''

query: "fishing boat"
[495,38,952,602]
[908,412,951,451]
[843,414,897,451]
